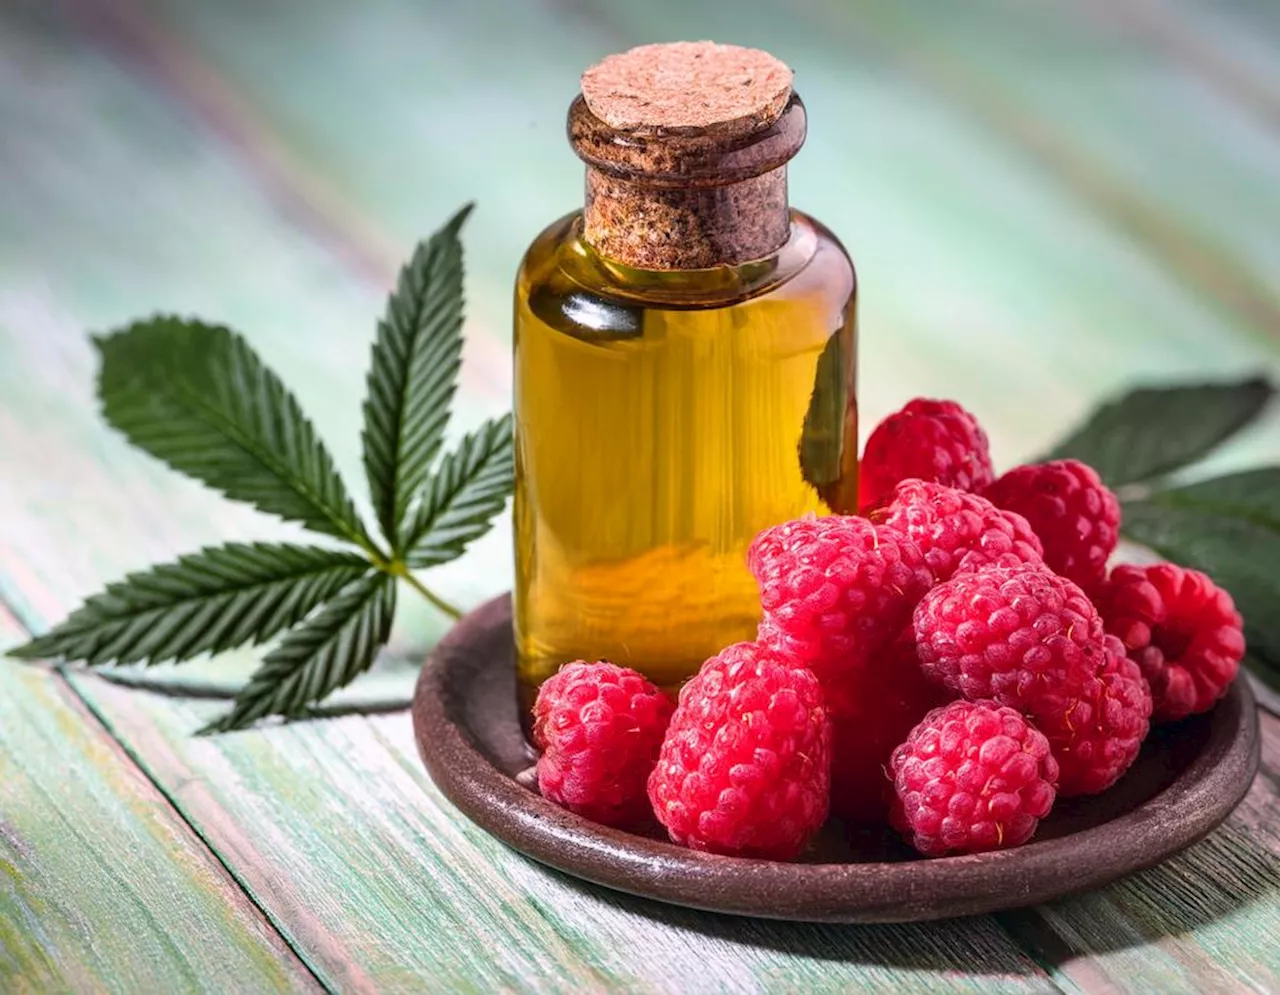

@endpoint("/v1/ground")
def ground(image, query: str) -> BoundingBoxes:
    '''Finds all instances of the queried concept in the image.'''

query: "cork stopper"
[570,42,806,270]
[580,41,793,137]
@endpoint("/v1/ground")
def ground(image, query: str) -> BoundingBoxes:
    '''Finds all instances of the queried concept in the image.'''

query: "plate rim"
[412,594,1261,923]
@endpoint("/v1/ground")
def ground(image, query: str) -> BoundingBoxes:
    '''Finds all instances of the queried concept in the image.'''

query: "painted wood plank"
[999,710,1280,994]
[68,674,1058,994]
[0,609,319,993]
[110,0,1280,466]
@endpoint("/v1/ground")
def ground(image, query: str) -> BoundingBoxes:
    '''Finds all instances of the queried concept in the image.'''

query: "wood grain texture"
[1001,710,1280,994]
[0,610,318,993]
[69,673,1057,994]
[1,0,1279,990]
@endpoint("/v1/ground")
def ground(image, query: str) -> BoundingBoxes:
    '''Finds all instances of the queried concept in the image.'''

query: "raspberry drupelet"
[984,459,1120,593]
[532,661,674,827]
[858,398,995,514]
[889,699,1059,857]
[913,564,1151,796]
[879,479,1044,583]
[749,515,934,694]
[648,642,831,859]
[1097,563,1244,723]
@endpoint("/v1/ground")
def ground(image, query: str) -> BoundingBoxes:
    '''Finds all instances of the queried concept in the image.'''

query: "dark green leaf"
[1121,500,1280,670]
[1145,468,1280,531]
[201,572,396,733]
[361,205,473,548]
[1043,377,1273,487]
[403,414,514,569]
[1248,655,1280,696]
[97,317,370,545]
[798,328,858,514]
[9,543,370,667]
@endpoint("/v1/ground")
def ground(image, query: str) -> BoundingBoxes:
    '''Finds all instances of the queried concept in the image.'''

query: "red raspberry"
[749,516,934,692]
[889,700,1058,857]
[879,479,1044,583]
[533,661,673,827]
[912,564,1105,705]
[913,565,1150,796]
[858,398,995,513]
[1097,563,1244,723]
[828,637,952,824]
[1035,636,1153,796]
[648,642,831,859]
[984,460,1120,592]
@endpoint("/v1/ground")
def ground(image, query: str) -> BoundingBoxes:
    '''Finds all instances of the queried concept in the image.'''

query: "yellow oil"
[514,210,857,707]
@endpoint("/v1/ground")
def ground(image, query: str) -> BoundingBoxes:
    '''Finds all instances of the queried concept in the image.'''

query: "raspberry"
[1035,636,1153,796]
[912,564,1105,705]
[858,398,995,513]
[749,515,934,691]
[879,479,1044,582]
[533,661,673,827]
[889,700,1058,857]
[648,642,831,859]
[828,636,952,824]
[984,460,1120,592]
[1097,563,1244,723]
[913,565,1150,796]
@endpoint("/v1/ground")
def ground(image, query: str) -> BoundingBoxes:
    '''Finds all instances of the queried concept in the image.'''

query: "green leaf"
[1043,377,1273,487]
[1121,500,1280,670]
[402,414,514,569]
[361,205,473,548]
[9,543,370,667]
[97,317,370,545]
[1144,468,1280,531]
[201,572,397,733]
[798,328,858,514]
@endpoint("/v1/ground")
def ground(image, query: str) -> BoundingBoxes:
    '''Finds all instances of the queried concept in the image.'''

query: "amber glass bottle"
[514,43,858,706]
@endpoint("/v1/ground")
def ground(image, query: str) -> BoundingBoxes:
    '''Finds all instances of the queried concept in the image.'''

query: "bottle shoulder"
[516,209,855,318]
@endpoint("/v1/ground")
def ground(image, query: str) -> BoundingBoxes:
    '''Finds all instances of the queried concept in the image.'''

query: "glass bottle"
[513,43,858,708]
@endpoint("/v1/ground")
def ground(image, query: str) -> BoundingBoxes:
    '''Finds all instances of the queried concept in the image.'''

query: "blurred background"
[2,0,1279,666]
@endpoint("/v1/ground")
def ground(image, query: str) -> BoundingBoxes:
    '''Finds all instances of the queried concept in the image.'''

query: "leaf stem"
[388,562,464,621]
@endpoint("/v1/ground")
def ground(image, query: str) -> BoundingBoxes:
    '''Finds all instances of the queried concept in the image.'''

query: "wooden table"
[3,1,1279,991]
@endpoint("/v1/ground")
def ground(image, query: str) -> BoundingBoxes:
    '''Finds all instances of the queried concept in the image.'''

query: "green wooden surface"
[0,608,318,992]
[2,0,1279,991]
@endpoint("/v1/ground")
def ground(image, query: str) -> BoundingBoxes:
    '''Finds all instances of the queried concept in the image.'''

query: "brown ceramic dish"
[412,595,1260,923]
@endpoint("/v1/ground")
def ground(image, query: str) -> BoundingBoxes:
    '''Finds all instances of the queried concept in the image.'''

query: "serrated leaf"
[97,317,370,545]
[1145,468,1280,531]
[202,572,396,733]
[1121,500,1280,671]
[1248,655,1280,696]
[1043,377,1273,487]
[9,543,370,667]
[402,414,514,569]
[361,205,473,548]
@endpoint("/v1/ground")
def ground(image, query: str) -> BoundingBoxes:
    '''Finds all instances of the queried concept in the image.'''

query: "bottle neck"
[582,165,790,271]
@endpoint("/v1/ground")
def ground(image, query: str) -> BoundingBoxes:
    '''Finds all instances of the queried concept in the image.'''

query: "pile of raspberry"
[528,397,1246,861]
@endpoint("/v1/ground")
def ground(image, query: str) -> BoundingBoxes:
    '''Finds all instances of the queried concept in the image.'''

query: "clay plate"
[412,595,1260,923]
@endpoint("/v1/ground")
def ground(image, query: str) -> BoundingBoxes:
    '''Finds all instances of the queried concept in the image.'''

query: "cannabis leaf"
[9,543,370,667]
[201,572,397,734]
[1141,469,1280,531]
[798,329,857,514]
[403,413,515,568]
[1043,376,1273,487]
[1041,373,1279,699]
[1120,501,1280,688]
[98,317,372,548]
[10,205,514,732]
[362,204,472,548]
